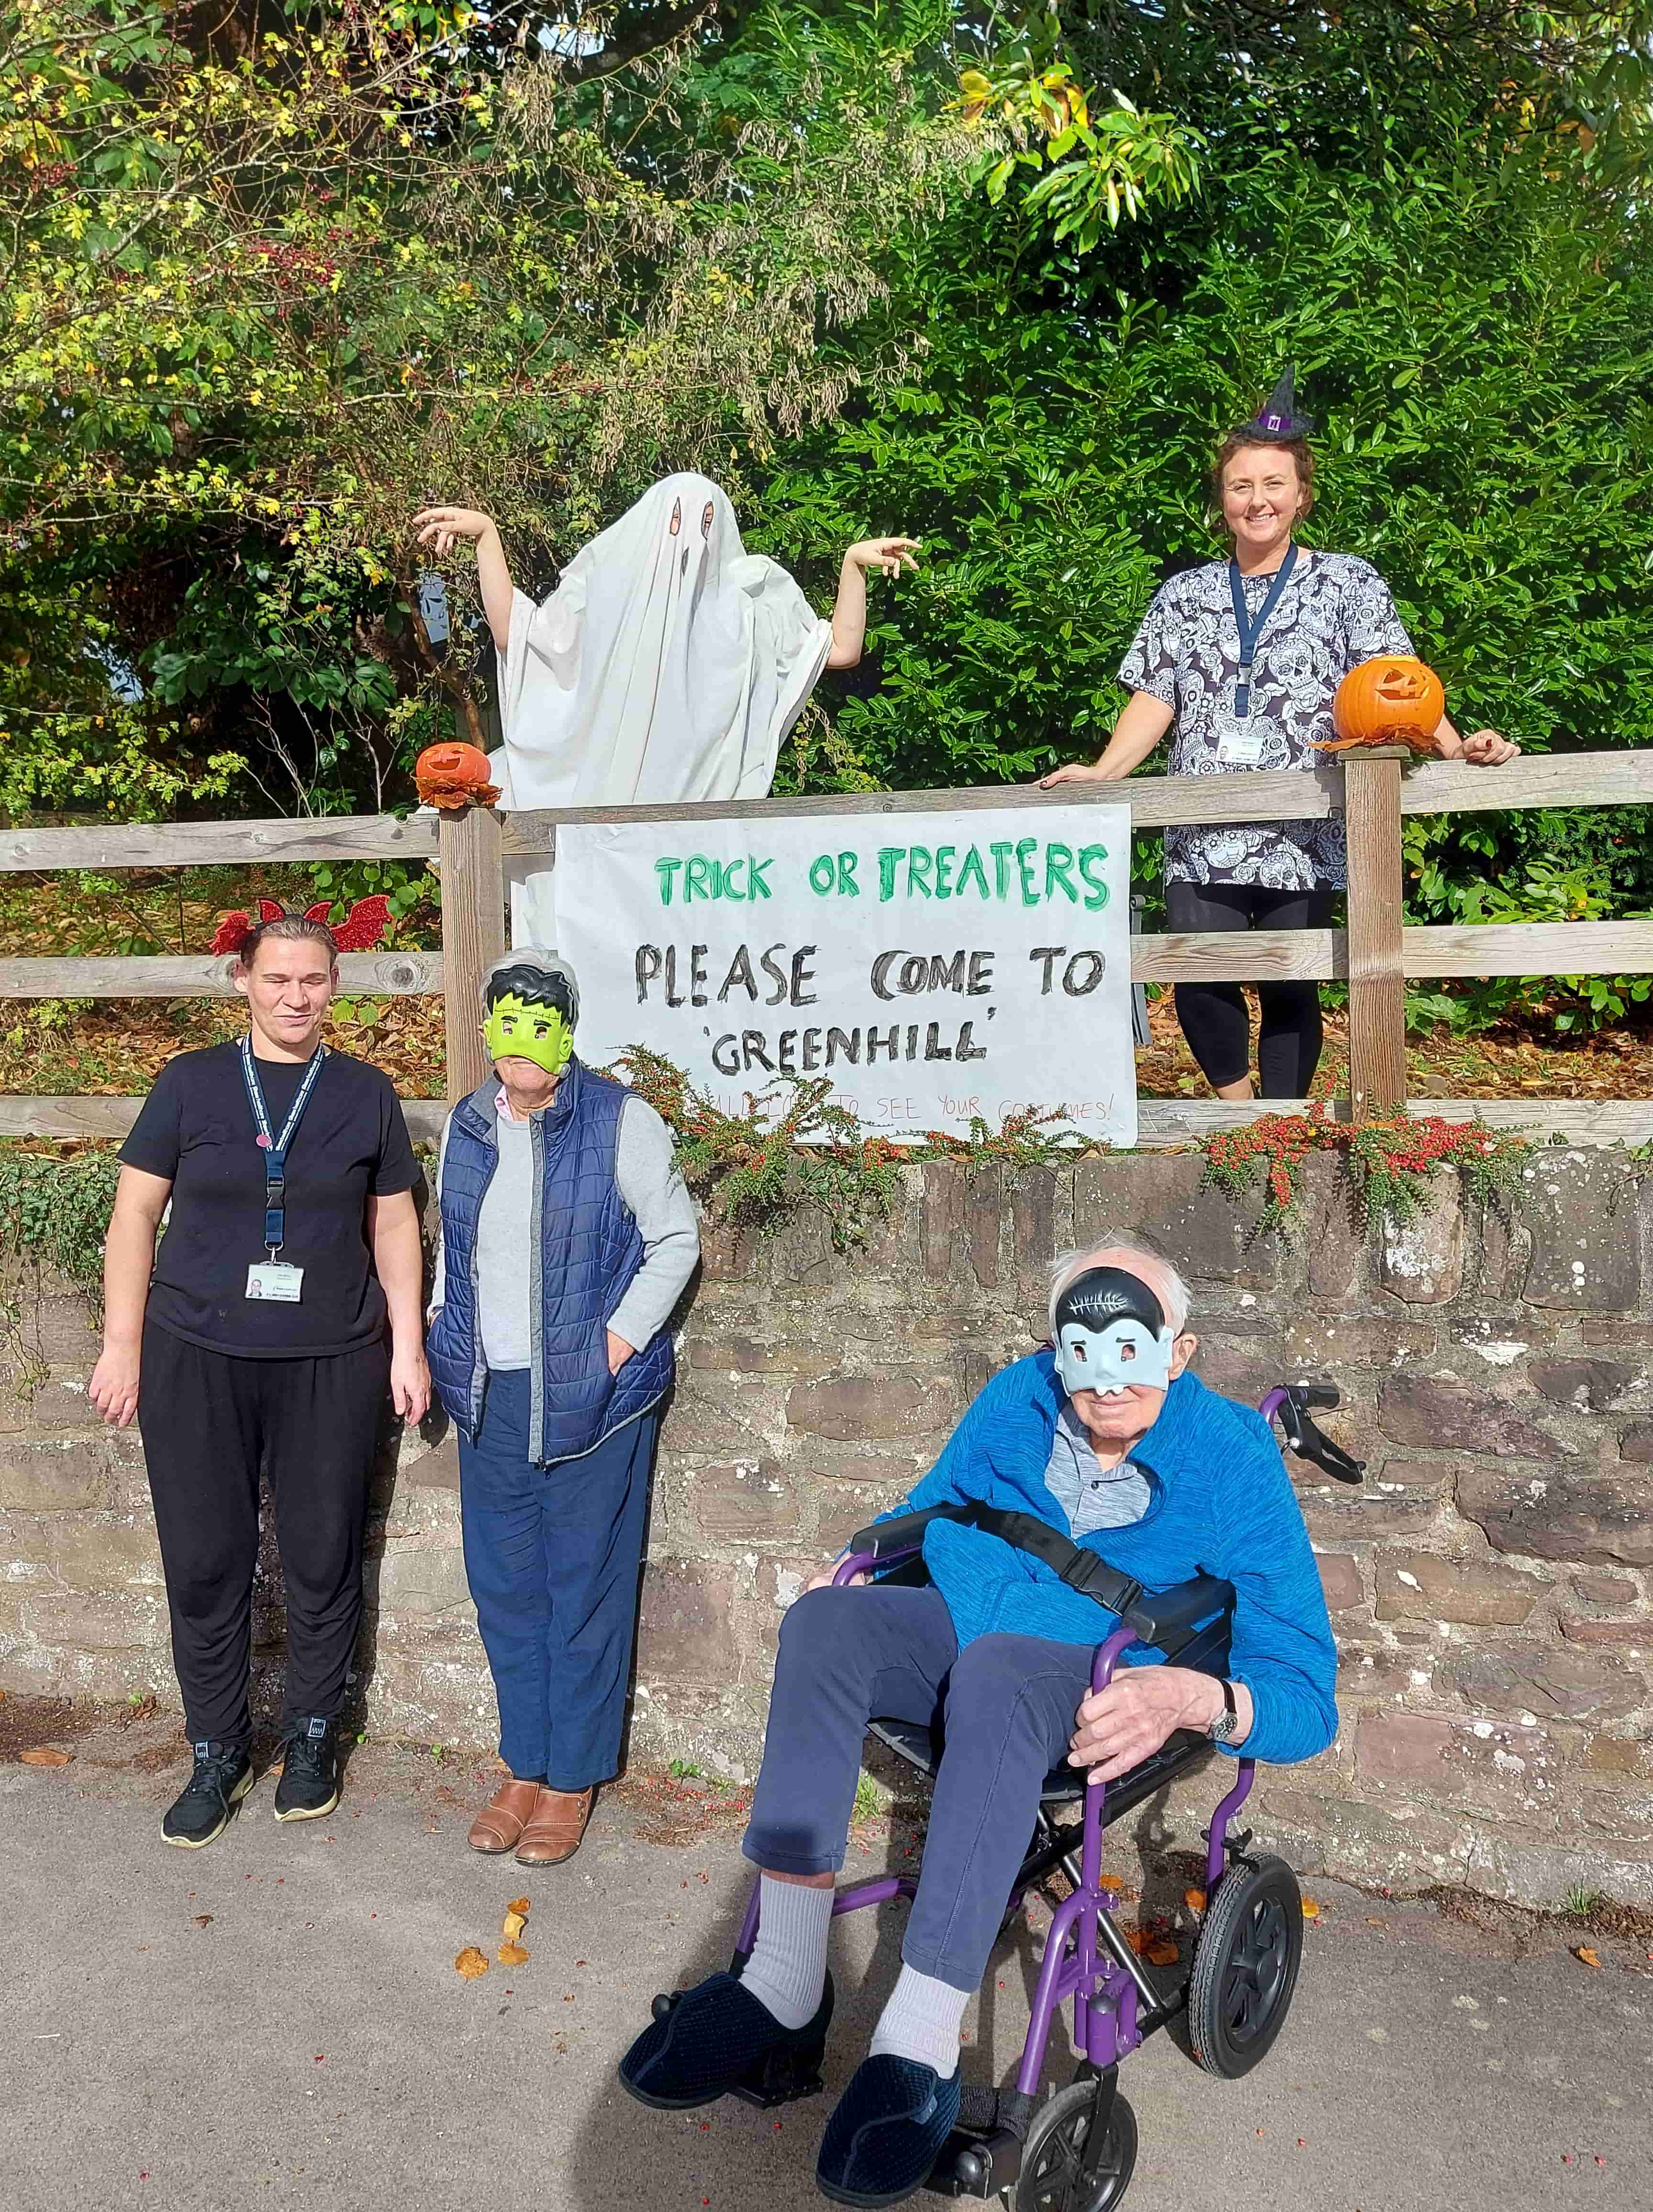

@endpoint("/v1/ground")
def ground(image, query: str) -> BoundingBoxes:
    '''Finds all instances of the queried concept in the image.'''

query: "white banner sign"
[546,804,1136,1145]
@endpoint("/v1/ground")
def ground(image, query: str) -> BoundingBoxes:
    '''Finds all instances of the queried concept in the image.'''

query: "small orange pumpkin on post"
[1318,656,1446,756]
[415,740,500,810]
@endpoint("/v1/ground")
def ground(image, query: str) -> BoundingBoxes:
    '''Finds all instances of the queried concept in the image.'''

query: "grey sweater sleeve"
[427,1112,454,1318]
[608,1096,700,1352]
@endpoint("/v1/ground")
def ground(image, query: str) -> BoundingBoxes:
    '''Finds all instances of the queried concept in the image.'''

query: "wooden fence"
[2,747,1651,1145]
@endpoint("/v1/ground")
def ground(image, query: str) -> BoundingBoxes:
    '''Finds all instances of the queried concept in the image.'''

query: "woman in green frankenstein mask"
[426,949,700,1865]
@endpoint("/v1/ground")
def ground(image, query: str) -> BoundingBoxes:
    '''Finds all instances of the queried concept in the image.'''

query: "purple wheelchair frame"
[728,1384,1314,2097]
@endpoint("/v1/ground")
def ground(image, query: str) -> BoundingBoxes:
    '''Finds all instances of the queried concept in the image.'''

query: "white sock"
[869,1962,970,2079]
[739,1875,834,2031]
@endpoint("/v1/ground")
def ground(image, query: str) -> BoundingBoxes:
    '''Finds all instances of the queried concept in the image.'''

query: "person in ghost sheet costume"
[412,475,918,944]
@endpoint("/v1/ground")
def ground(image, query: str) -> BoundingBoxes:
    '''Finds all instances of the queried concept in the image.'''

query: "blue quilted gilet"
[427,1057,674,1465]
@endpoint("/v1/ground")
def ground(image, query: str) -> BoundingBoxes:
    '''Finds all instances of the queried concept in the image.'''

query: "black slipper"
[619,1970,833,2111]
[815,2054,961,2207]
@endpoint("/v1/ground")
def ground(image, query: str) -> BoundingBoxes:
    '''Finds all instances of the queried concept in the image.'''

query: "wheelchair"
[655,1382,1362,2212]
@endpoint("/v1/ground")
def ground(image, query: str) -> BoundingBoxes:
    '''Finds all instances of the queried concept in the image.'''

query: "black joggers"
[138,1321,389,1750]
[1165,879,1336,1096]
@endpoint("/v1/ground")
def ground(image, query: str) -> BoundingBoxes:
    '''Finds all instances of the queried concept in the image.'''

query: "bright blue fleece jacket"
[885,1353,1338,1768]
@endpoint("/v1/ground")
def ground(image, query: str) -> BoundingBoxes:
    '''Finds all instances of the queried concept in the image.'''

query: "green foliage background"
[6,0,1653,977]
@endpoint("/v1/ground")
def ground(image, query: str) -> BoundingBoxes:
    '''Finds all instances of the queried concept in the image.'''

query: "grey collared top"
[1044,1401,1153,1537]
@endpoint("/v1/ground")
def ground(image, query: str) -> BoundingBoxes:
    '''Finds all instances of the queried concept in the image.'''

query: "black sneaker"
[273,1717,340,1822]
[162,1744,253,1849]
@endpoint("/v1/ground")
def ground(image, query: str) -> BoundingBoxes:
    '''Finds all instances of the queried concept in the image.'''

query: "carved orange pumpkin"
[1322,656,1447,755]
[415,741,499,811]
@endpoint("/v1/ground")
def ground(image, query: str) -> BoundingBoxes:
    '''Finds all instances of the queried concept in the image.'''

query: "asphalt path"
[2,1709,1648,2212]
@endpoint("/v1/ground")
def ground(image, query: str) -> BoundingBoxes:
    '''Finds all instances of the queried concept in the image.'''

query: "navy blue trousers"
[743,1584,1095,1993]
[458,1369,657,1790]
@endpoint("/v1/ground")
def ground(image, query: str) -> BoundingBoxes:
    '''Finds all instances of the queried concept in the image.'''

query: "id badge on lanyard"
[1223,545,1297,765]
[239,1033,326,1305]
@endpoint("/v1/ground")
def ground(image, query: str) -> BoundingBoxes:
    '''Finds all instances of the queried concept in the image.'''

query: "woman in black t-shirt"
[88,907,429,1848]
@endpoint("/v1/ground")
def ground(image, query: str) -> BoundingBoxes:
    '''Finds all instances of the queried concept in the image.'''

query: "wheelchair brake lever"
[1292,1411,1365,1485]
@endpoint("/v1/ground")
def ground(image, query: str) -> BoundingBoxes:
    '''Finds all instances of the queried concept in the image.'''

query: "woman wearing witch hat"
[1042,369,1519,1100]
[88,899,430,1846]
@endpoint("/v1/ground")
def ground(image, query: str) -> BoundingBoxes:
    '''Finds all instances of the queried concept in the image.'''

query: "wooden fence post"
[1342,749,1409,1113]
[439,804,506,1102]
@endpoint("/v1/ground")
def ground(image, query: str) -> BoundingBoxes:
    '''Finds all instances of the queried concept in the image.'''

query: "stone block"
[1305,1166,1366,1302]
[373,1546,474,1617]
[1281,1316,1434,1371]
[685,1338,840,1379]
[785,1375,954,1444]
[1621,1422,1653,1465]
[1295,1456,1448,1541]
[921,1165,965,1283]
[1580,1732,1653,1779]
[1377,1376,1559,1460]
[24,1591,165,1651]
[1585,1319,1653,1349]
[1378,1173,1464,1303]
[637,1561,740,1681]
[24,1380,100,1430]
[688,1460,804,1539]
[1189,1335,1289,1407]
[29,1294,102,1365]
[1374,1550,1551,1627]
[48,1517,164,1590]
[965,1167,1003,1289]
[1316,1553,1364,1613]
[1355,1710,1570,1821]
[1573,1571,1639,1607]
[1558,1617,1649,1649]
[1517,1155,1642,1311]
[697,1221,759,1283]
[1444,1640,1642,1722]
[1073,1153,1280,1289]
[1530,1359,1635,1413]
[0,1439,117,1512]
[1456,1464,1653,1568]
[663,1389,778,1456]
[1011,1169,1058,1295]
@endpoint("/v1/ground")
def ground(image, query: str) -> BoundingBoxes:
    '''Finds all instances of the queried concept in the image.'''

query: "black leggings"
[1165,879,1335,1096]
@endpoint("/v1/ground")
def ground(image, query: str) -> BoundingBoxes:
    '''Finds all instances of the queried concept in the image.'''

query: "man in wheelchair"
[620,1240,1338,2207]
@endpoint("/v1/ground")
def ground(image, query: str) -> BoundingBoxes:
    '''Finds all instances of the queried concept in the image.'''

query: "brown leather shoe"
[514,1785,594,1865]
[468,1778,542,1854]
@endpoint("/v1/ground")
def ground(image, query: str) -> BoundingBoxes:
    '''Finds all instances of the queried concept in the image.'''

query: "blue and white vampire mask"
[1052,1267,1177,1400]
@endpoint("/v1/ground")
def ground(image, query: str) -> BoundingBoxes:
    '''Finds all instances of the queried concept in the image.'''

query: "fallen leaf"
[19,1747,72,1768]
[501,1910,527,1943]
[454,1947,490,1979]
[507,1896,530,1917]
[193,1914,213,1928]
[1145,1939,1179,1966]
[1301,1898,1321,1920]
[1366,1917,1388,1928]
[497,1942,529,1967]
[1096,1873,1122,1894]
[1184,1888,1207,1913]
[1575,1946,1602,1969]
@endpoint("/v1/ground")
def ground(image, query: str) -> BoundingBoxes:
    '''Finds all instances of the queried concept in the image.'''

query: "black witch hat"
[1245,364,1315,442]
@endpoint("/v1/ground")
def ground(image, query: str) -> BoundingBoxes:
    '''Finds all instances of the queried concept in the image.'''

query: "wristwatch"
[1209,1679,1240,1745]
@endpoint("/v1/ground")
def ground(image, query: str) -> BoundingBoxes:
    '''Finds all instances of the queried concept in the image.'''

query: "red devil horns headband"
[210,896,392,958]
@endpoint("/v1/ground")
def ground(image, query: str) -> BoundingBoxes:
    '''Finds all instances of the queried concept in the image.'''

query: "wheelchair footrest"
[925,2086,1035,2199]
[926,2126,1022,2200]
[727,2039,827,2110]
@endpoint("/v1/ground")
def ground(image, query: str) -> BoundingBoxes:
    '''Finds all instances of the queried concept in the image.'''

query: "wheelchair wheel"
[1188,1853,1303,2079]
[1014,2080,1137,2212]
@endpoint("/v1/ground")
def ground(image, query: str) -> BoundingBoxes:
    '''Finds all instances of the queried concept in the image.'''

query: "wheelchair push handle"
[1265,1380,1365,1486]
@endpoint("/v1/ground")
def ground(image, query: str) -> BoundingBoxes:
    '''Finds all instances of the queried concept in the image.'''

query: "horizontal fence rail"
[5,921,1650,999]
[1,748,1648,874]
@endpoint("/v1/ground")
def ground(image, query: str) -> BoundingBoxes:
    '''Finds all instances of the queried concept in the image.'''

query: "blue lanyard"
[239,1033,327,1257]
[1227,542,1298,719]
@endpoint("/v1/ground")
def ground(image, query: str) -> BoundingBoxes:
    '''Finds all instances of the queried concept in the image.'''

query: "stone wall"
[2,1150,1650,1907]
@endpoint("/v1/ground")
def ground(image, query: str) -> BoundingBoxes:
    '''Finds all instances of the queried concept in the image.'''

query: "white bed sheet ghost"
[490,472,832,946]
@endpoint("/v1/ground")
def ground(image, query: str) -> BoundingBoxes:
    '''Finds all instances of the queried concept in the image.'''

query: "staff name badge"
[246,1261,304,1303]
[1212,709,1267,767]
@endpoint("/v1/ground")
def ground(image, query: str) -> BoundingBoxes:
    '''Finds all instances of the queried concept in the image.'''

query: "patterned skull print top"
[1118,550,1415,890]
